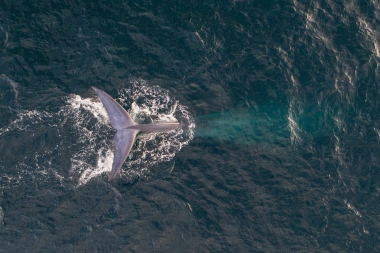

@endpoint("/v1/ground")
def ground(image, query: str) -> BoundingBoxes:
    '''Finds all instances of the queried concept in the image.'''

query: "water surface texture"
[1,1,380,252]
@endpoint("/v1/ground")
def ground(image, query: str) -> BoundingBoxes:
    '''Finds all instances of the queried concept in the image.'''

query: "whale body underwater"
[91,87,180,180]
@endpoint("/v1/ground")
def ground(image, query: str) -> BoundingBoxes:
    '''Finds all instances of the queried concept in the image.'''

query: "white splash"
[68,80,194,186]
[0,79,195,187]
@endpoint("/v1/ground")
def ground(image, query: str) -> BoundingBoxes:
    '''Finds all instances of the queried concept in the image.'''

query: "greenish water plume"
[194,103,334,147]
[194,105,290,146]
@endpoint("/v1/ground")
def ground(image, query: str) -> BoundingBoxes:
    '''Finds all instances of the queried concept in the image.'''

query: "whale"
[91,86,180,180]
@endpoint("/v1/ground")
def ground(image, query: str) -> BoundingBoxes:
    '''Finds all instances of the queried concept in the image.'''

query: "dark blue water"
[1,0,380,252]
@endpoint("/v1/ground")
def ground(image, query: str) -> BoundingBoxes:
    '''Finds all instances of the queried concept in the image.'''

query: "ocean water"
[0,0,380,252]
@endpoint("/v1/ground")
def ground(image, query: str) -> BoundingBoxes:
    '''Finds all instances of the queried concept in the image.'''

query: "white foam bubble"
[0,80,195,187]
[103,79,195,183]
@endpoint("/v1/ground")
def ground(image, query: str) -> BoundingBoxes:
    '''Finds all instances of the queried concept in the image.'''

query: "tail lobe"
[92,86,136,130]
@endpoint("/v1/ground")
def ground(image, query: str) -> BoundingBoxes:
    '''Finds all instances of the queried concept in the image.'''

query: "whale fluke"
[91,86,180,180]
[92,86,136,130]
[110,129,138,180]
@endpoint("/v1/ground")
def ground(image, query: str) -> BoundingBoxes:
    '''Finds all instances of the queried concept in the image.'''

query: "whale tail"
[92,87,139,180]
[92,87,180,180]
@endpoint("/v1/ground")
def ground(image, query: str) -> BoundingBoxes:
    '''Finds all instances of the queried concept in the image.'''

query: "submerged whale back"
[127,122,179,133]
